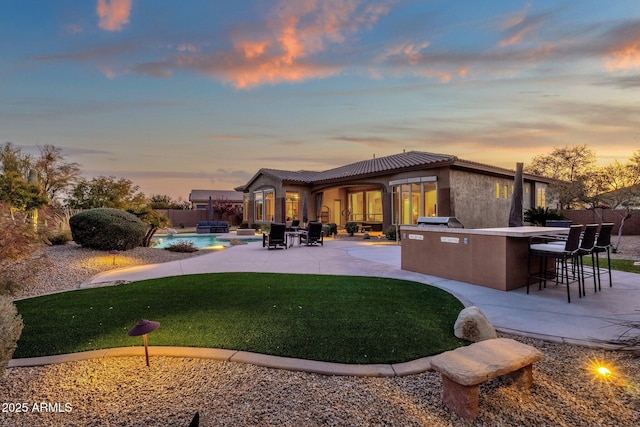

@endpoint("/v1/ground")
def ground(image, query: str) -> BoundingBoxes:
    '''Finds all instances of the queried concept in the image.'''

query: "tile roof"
[313,151,456,182]
[254,151,457,184]
[237,150,552,190]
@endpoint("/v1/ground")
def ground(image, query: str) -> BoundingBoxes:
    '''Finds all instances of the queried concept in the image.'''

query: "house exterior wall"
[449,169,511,228]
[449,169,543,229]
[240,162,551,230]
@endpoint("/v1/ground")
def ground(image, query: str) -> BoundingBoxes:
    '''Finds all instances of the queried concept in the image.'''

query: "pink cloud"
[173,0,392,88]
[497,9,547,48]
[97,0,132,32]
[606,43,640,71]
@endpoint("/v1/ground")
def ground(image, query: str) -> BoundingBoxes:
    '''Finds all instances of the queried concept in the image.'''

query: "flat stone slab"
[430,338,543,386]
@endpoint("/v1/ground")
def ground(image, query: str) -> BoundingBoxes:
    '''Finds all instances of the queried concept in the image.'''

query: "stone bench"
[430,338,543,419]
[236,229,256,236]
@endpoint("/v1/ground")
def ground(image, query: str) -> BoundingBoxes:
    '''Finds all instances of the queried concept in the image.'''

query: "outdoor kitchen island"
[400,225,569,291]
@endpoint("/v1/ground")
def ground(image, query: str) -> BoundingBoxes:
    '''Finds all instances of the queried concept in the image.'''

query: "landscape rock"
[454,306,497,342]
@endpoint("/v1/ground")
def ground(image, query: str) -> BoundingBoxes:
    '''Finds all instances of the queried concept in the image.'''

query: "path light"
[109,250,119,265]
[597,366,612,378]
[127,319,160,367]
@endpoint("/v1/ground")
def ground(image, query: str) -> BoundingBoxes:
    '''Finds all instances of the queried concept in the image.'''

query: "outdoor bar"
[400,225,569,291]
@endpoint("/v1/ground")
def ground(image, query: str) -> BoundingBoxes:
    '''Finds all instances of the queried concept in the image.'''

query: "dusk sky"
[2,0,640,200]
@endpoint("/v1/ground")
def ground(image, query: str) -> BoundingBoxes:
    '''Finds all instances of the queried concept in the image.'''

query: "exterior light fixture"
[109,250,119,265]
[127,319,160,367]
[596,365,612,378]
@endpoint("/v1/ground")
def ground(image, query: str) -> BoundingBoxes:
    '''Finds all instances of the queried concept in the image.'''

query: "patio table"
[285,231,307,247]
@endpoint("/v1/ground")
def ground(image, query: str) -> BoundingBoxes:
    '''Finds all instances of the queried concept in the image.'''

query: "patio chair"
[527,224,583,303]
[263,223,287,250]
[576,224,599,295]
[593,223,614,289]
[287,219,300,231]
[301,221,323,246]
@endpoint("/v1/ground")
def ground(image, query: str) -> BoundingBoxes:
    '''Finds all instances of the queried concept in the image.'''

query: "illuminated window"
[423,182,437,217]
[243,194,249,222]
[365,190,382,221]
[537,187,546,208]
[253,188,275,222]
[265,190,274,222]
[390,177,437,224]
[496,183,501,199]
[254,191,263,222]
[285,192,299,221]
[503,184,509,199]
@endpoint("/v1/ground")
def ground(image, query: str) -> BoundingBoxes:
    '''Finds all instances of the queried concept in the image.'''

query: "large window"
[365,190,382,221]
[536,187,546,208]
[253,188,275,222]
[285,192,299,220]
[348,190,382,222]
[391,177,437,225]
[348,192,364,221]
[254,191,263,222]
[265,190,274,222]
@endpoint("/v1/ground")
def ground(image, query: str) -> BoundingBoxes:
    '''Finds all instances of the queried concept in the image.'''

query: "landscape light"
[596,365,612,378]
[127,319,160,367]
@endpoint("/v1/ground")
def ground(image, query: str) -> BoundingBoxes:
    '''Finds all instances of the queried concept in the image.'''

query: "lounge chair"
[263,223,287,250]
[196,221,229,234]
[301,221,323,246]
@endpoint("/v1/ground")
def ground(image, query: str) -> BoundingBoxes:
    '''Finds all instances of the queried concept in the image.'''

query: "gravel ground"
[1,241,639,426]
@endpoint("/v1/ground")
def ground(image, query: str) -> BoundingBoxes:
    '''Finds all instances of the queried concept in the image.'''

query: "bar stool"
[593,223,614,290]
[528,224,583,303]
[576,224,599,295]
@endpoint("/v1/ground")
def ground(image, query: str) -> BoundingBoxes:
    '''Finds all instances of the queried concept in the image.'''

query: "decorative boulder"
[454,306,497,342]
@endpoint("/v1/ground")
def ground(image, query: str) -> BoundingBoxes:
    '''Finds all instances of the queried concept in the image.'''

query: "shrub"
[345,222,358,235]
[46,229,73,245]
[238,222,249,229]
[326,223,338,237]
[69,208,147,250]
[250,223,261,230]
[165,241,198,253]
[386,225,399,241]
[524,207,564,226]
[0,203,45,295]
[0,296,23,373]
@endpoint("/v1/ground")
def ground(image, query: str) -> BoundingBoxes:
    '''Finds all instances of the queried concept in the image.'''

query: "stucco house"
[235,151,554,230]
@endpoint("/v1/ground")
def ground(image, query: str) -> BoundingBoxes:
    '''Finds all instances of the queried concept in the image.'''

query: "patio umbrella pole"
[143,334,150,367]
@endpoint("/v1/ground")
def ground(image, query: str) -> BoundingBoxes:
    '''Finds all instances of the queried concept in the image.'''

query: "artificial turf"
[14,273,467,364]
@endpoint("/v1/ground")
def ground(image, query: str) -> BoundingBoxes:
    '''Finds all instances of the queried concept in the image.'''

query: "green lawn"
[14,273,467,364]
[581,257,640,274]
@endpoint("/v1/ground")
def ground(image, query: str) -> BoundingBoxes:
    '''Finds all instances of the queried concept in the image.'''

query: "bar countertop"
[400,225,568,238]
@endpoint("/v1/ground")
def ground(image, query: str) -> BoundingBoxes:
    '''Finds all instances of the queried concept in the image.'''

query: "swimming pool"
[152,234,260,249]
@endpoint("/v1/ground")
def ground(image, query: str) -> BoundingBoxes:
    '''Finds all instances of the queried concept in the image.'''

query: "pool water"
[152,234,231,249]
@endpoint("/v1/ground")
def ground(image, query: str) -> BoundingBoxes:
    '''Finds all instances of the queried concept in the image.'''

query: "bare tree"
[525,144,597,209]
[34,145,82,205]
[580,153,640,251]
